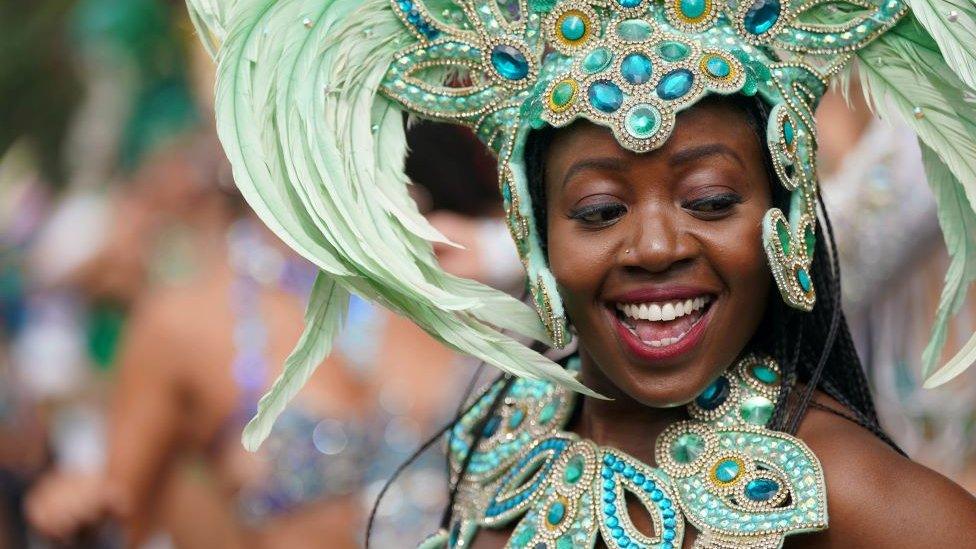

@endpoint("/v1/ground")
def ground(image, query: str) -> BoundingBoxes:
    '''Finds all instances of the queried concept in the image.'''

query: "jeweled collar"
[420,355,827,549]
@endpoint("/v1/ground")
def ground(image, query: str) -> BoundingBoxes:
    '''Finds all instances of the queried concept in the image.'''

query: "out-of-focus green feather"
[242,274,349,451]
[854,18,976,385]
[193,0,600,449]
[904,0,976,90]
[919,144,976,387]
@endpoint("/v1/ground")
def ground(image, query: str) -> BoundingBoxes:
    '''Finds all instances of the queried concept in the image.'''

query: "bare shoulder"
[788,394,976,548]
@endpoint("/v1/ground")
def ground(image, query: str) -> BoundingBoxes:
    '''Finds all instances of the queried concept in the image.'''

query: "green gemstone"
[740,396,775,426]
[804,224,815,256]
[616,19,653,41]
[547,501,566,525]
[583,47,613,73]
[751,363,779,384]
[783,119,795,146]
[539,398,559,424]
[776,219,791,255]
[551,81,575,107]
[671,432,705,464]
[625,104,659,138]
[659,41,690,61]
[556,537,574,549]
[564,455,585,484]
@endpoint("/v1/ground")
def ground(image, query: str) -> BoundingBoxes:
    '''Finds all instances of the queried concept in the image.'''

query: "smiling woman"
[186,0,976,546]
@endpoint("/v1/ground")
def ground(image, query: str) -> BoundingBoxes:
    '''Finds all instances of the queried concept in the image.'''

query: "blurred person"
[25,121,524,548]
[817,84,976,488]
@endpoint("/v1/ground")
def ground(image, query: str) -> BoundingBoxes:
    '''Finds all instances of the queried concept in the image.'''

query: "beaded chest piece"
[419,355,827,549]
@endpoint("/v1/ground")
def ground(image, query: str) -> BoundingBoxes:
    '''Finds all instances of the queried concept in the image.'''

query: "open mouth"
[611,296,714,359]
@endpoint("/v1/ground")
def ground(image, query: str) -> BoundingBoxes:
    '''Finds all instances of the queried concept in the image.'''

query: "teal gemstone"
[745,478,780,501]
[695,375,729,410]
[670,432,705,464]
[449,521,461,547]
[588,81,624,113]
[560,15,587,41]
[621,53,653,85]
[508,408,525,429]
[625,104,659,138]
[714,459,741,483]
[797,268,812,292]
[617,0,642,6]
[656,69,694,100]
[547,501,566,525]
[743,0,781,34]
[679,0,707,19]
[740,395,775,426]
[551,81,576,108]
[751,363,780,385]
[556,536,574,549]
[583,47,613,73]
[490,44,529,80]
[616,19,653,41]
[564,455,584,484]
[658,41,689,61]
[539,399,559,424]
[783,119,795,146]
[482,415,501,437]
[705,56,731,78]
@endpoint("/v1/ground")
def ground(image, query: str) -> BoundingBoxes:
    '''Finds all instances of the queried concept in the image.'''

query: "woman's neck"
[572,351,689,466]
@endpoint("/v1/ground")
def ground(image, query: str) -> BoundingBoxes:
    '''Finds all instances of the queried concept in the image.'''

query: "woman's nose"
[621,211,697,274]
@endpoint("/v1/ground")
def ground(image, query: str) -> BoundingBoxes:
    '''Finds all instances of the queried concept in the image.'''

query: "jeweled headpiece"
[189,0,976,448]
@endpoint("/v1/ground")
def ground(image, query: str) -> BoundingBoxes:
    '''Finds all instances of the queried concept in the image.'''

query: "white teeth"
[615,296,711,322]
[649,303,662,321]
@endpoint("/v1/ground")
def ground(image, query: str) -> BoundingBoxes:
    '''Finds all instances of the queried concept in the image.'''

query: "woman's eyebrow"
[669,143,745,169]
[561,157,627,188]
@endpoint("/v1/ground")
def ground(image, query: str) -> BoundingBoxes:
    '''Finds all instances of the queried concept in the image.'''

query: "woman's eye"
[568,203,627,226]
[683,193,742,215]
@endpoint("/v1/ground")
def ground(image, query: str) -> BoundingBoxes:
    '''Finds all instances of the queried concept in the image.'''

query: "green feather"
[904,0,976,90]
[194,0,602,449]
[242,274,349,451]
[855,19,976,385]
[919,143,976,388]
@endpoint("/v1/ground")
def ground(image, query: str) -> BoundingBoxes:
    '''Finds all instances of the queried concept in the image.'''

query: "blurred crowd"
[0,1,974,548]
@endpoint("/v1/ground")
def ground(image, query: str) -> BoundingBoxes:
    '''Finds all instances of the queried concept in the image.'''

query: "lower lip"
[611,303,714,363]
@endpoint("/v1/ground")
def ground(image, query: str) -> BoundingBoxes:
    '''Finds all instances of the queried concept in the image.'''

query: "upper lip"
[606,285,717,304]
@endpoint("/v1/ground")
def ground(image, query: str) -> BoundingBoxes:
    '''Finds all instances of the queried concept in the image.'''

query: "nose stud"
[624,249,631,254]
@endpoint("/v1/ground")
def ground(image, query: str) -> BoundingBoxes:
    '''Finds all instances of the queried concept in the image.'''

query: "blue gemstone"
[603,491,616,503]
[588,81,623,113]
[634,473,645,484]
[603,479,614,490]
[696,375,730,410]
[642,480,655,491]
[743,0,781,34]
[547,501,566,525]
[611,527,624,538]
[508,408,525,429]
[797,268,812,292]
[612,460,625,472]
[714,459,741,483]
[662,508,675,519]
[617,0,642,6]
[664,517,676,528]
[604,503,617,515]
[623,465,635,478]
[601,468,613,479]
[650,489,663,501]
[560,15,587,41]
[705,56,731,78]
[490,45,529,80]
[607,516,619,527]
[621,53,653,85]
[680,0,707,19]
[482,415,501,437]
[656,69,694,100]
[663,529,676,541]
[745,478,780,501]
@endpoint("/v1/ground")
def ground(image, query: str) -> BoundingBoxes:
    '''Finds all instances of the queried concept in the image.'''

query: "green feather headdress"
[187,0,976,450]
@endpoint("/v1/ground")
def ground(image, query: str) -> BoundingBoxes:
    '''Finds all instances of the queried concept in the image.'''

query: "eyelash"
[568,203,627,226]
[683,193,742,215]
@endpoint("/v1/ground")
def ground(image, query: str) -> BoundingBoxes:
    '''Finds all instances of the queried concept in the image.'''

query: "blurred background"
[0,1,974,548]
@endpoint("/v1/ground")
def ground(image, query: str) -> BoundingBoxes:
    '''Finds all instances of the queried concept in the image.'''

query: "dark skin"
[470,100,976,548]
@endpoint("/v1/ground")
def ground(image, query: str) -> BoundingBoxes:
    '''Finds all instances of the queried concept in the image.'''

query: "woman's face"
[544,99,772,407]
